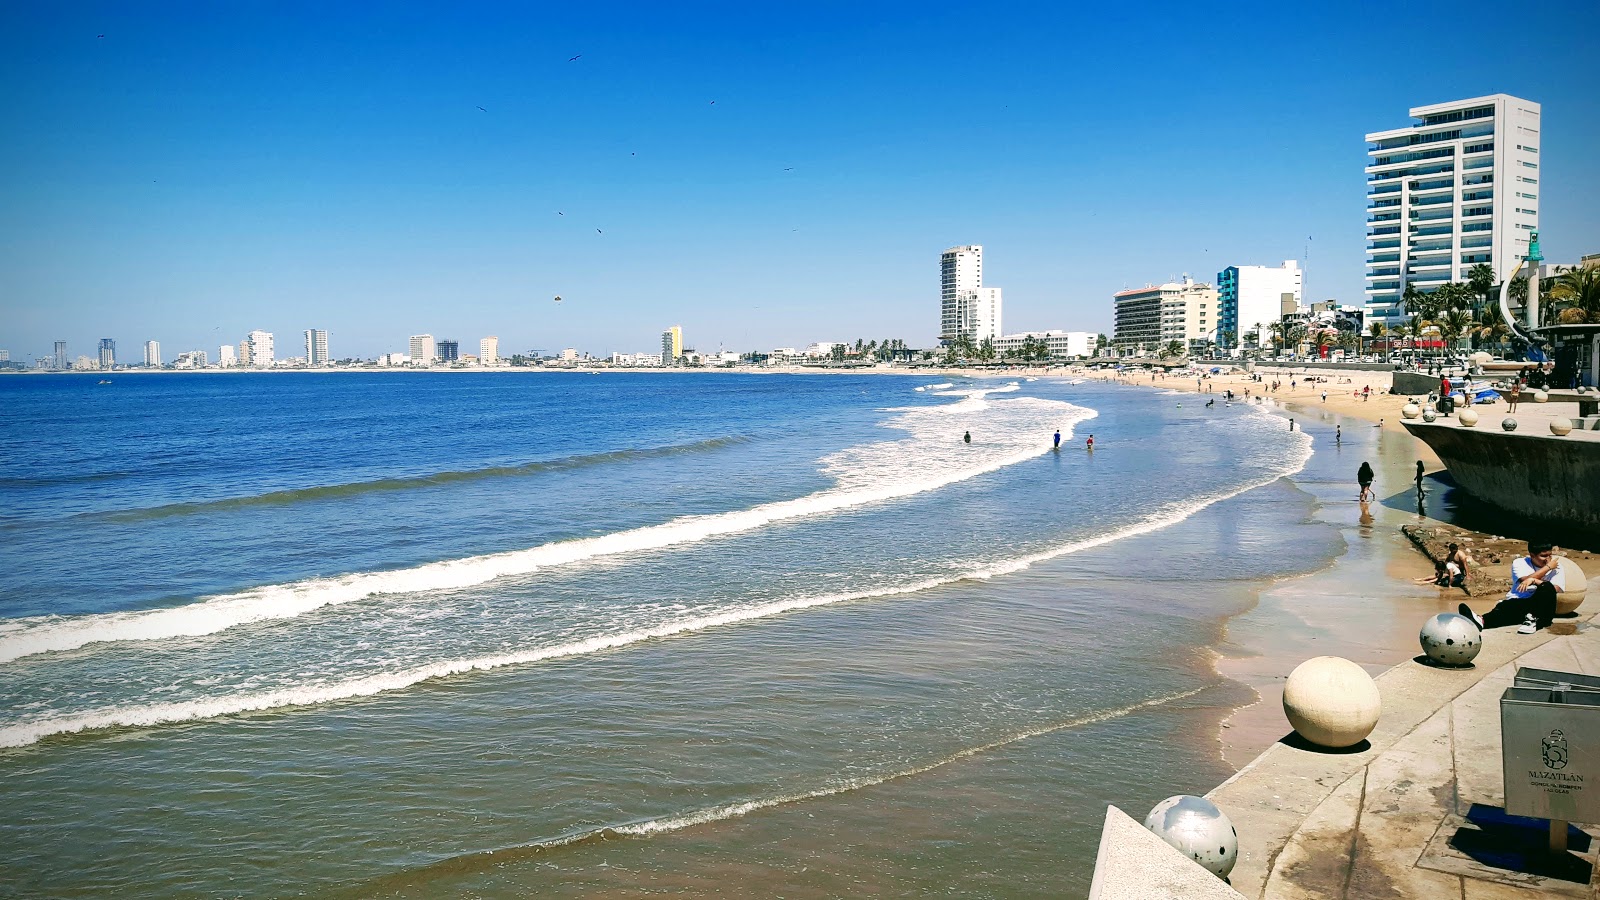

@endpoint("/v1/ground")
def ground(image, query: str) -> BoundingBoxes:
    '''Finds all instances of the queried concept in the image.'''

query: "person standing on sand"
[1357,461,1375,501]
[1459,541,1567,634]
[1508,382,1521,412]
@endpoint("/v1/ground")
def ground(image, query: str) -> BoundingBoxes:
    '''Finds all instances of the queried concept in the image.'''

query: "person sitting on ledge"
[1459,540,1567,634]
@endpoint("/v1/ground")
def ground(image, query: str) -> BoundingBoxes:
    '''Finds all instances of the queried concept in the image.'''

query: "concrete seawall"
[1402,420,1600,534]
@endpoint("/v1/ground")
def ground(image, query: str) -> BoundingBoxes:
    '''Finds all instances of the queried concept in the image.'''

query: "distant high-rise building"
[662,326,683,364]
[436,339,460,363]
[410,334,435,365]
[243,330,275,367]
[98,338,116,370]
[939,245,1003,346]
[75,355,96,370]
[53,341,67,370]
[304,329,329,366]
[143,340,161,367]
[218,344,236,367]
[1218,261,1303,350]
[1363,93,1540,330]
[479,336,499,366]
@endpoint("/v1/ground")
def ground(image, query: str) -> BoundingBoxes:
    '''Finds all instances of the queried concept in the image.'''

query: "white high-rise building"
[245,330,275,368]
[1363,93,1540,329]
[218,344,236,367]
[410,334,435,366]
[479,336,499,366]
[1218,261,1303,350]
[939,245,1003,346]
[304,329,329,366]
[143,340,161,367]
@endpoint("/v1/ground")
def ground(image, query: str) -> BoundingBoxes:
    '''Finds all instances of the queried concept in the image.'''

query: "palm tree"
[1550,263,1600,324]
[1161,339,1184,359]
[1467,264,1496,314]
[1475,315,1510,354]
[1267,321,1286,355]
[1438,307,1475,359]
[1368,321,1388,361]
[1286,323,1308,357]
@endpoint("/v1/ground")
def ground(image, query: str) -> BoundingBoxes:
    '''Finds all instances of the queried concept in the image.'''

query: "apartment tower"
[98,338,116,370]
[1218,261,1303,350]
[304,329,329,366]
[479,336,499,366]
[662,326,683,364]
[939,245,1002,346]
[409,334,435,366]
[1363,93,1540,329]
[143,340,161,367]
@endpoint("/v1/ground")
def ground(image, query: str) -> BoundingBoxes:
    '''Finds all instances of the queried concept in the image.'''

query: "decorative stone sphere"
[1422,409,1438,423]
[1402,402,1422,420]
[1551,419,1574,436]
[1502,417,1518,432]
[1535,390,1550,403]
[1457,407,1480,427]
[1282,656,1381,749]
[1419,613,1482,667]
[1555,557,1589,615]
[1143,795,1238,879]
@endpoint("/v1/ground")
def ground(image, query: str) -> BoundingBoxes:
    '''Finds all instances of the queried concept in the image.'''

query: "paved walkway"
[1210,610,1600,899]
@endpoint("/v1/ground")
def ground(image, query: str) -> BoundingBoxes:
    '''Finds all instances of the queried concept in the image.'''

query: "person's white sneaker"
[1458,603,1484,629]
[1517,613,1538,635]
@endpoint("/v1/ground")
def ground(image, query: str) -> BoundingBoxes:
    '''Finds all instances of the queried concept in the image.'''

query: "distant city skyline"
[2,3,1597,359]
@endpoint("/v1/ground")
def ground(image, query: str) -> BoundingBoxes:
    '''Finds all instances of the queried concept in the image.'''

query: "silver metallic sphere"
[1144,794,1239,878]
[1421,409,1438,423]
[1419,612,1481,667]
[1502,417,1518,432]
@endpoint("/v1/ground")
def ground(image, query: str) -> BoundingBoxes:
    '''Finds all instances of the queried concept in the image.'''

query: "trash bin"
[1501,670,1600,840]
[1438,396,1455,415]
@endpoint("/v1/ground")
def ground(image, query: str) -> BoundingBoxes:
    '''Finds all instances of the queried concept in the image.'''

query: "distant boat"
[97,379,111,385]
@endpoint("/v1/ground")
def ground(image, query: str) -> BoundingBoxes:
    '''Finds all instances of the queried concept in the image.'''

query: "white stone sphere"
[1422,409,1438,423]
[1457,407,1480,427]
[1282,656,1381,749]
[1402,402,1422,420]
[1535,390,1550,403]
[1556,558,1589,615]
[1551,419,1574,436]
[1502,417,1518,432]
[1143,794,1238,878]
[1419,613,1482,667]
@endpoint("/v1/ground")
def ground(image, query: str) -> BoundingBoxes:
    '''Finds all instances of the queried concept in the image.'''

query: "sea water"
[0,372,1330,896]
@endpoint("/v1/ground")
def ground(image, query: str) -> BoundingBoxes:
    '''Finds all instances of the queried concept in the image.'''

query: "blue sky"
[3,0,1598,360]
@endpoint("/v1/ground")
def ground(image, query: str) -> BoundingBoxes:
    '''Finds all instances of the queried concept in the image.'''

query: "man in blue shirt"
[1460,541,1567,634]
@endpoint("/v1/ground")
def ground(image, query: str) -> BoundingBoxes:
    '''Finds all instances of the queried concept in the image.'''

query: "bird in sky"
[554,296,563,303]
[557,211,564,216]
[783,167,793,171]
[476,105,487,112]
[596,228,603,234]
[97,34,105,38]
[568,54,582,62]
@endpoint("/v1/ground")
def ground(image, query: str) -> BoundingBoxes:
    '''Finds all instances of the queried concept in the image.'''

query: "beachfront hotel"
[661,326,683,364]
[304,329,329,366]
[409,334,434,366]
[97,338,115,369]
[479,336,499,366]
[1363,93,1541,330]
[1218,261,1303,351]
[939,245,1003,347]
[143,340,161,367]
[1111,277,1216,355]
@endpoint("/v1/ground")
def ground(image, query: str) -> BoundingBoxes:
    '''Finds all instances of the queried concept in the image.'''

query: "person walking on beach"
[1459,540,1567,634]
[1357,461,1375,501]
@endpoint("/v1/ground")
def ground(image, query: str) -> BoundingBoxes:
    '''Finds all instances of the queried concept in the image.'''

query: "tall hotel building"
[304,329,329,366]
[1218,261,1302,350]
[939,245,1002,346]
[143,340,161,367]
[661,326,683,364]
[98,338,116,370]
[479,336,499,366]
[1364,94,1540,329]
[409,334,435,366]
[245,330,275,368]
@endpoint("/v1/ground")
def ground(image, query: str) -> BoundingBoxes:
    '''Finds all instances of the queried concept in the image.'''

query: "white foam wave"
[0,419,1310,749]
[0,392,1091,666]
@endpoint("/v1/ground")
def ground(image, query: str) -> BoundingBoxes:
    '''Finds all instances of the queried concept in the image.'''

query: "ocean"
[0,371,1330,897]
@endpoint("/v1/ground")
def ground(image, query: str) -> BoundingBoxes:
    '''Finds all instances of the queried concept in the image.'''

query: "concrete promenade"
[1209,604,1600,898]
